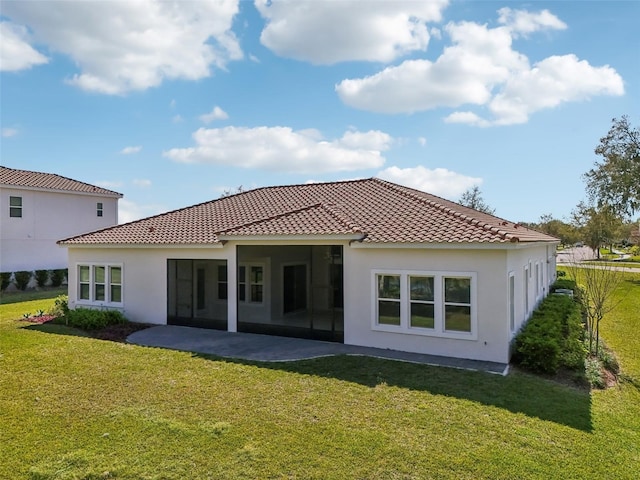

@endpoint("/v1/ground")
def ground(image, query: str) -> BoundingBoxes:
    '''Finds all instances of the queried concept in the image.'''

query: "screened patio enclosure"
[166,245,344,342]
[236,244,344,342]
[167,259,228,330]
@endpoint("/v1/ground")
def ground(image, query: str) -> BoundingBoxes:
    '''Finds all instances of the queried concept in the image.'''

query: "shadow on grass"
[0,287,67,305]
[194,352,594,432]
[21,322,593,432]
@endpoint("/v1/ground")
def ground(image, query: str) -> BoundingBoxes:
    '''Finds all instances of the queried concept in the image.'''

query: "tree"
[565,262,624,357]
[571,202,623,258]
[536,213,580,246]
[458,186,495,214]
[584,116,640,218]
[220,185,245,198]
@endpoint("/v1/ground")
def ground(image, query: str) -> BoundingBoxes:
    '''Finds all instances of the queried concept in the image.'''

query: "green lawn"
[1,281,639,480]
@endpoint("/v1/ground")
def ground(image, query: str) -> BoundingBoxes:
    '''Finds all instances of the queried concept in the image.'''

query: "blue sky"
[1,0,638,224]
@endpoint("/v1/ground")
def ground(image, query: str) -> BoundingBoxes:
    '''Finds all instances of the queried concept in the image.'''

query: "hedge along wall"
[512,279,586,374]
[0,269,68,291]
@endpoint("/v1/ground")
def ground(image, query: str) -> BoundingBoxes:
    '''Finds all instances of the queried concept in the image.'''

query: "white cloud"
[118,199,165,224]
[1,127,19,138]
[164,126,392,174]
[2,0,241,94]
[497,8,567,37]
[377,166,481,199]
[418,137,427,146]
[133,179,152,188]
[443,111,490,127]
[0,21,48,71]
[172,114,184,124]
[487,54,624,125]
[199,106,229,124]
[120,146,142,155]
[336,9,623,125]
[256,0,448,64]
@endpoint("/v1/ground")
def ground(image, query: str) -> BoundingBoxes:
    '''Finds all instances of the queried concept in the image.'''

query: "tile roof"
[59,178,558,246]
[0,166,122,197]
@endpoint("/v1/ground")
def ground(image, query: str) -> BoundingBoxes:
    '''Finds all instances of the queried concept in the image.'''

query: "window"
[77,264,123,305]
[238,264,264,304]
[9,196,22,218]
[409,276,434,329]
[373,270,476,339]
[377,274,401,325]
[97,202,103,217]
[509,273,515,332]
[217,265,228,300]
[444,277,471,332]
[250,266,263,303]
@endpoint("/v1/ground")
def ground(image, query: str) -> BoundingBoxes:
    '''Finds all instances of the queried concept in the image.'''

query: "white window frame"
[9,196,22,218]
[97,202,103,217]
[76,263,123,306]
[238,263,265,305]
[372,269,477,340]
[508,271,516,334]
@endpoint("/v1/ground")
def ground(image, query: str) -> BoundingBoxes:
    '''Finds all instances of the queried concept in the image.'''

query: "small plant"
[556,270,566,277]
[48,295,69,318]
[1,272,11,290]
[50,269,67,287]
[14,271,33,291]
[35,270,49,287]
[35,309,45,317]
[584,357,605,389]
[23,312,31,319]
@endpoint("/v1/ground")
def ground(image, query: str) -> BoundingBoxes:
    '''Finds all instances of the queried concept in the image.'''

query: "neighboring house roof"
[0,166,122,198]
[59,178,558,246]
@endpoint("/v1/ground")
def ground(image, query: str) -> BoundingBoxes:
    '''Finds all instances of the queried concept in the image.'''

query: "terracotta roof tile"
[0,166,122,197]
[59,178,558,246]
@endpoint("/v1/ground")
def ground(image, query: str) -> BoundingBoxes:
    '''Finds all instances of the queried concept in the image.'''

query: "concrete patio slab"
[127,325,509,375]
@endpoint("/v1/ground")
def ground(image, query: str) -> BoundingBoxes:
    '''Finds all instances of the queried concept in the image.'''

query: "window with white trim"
[509,272,515,333]
[373,270,477,339]
[9,196,22,218]
[97,202,103,217]
[238,264,264,304]
[77,264,123,305]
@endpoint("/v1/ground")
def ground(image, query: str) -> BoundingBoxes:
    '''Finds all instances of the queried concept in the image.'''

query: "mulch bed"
[20,316,151,343]
[90,323,152,342]
[20,315,58,324]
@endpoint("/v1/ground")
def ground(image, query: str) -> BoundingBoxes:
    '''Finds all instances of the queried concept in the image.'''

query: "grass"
[1,285,640,479]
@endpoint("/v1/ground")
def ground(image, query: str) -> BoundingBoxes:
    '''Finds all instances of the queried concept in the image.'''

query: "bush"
[50,269,67,287]
[65,308,127,330]
[556,269,566,277]
[14,271,33,290]
[48,295,69,318]
[1,272,11,290]
[513,293,586,374]
[584,357,605,389]
[35,270,49,288]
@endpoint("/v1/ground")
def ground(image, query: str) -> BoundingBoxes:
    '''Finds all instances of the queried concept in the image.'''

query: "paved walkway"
[127,325,509,375]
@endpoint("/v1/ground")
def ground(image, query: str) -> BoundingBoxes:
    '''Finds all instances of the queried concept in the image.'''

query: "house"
[59,178,558,364]
[0,166,122,273]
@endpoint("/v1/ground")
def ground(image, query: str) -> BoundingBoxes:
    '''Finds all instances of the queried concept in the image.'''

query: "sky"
[1,0,638,224]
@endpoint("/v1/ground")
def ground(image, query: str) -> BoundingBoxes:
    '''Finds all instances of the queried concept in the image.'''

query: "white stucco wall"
[0,187,119,271]
[66,240,557,364]
[67,246,235,326]
[344,246,512,363]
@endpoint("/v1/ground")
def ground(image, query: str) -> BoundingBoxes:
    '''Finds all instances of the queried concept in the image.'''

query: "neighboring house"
[59,178,558,364]
[1,166,122,272]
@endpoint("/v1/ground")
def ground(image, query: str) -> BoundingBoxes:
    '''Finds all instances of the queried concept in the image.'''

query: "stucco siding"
[1,187,118,271]
[67,247,234,326]
[344,246,511,363]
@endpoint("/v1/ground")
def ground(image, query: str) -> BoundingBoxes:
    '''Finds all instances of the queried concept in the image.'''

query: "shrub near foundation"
[64,308,127,330]
[513,286,586,374]
[14,271,32,291]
